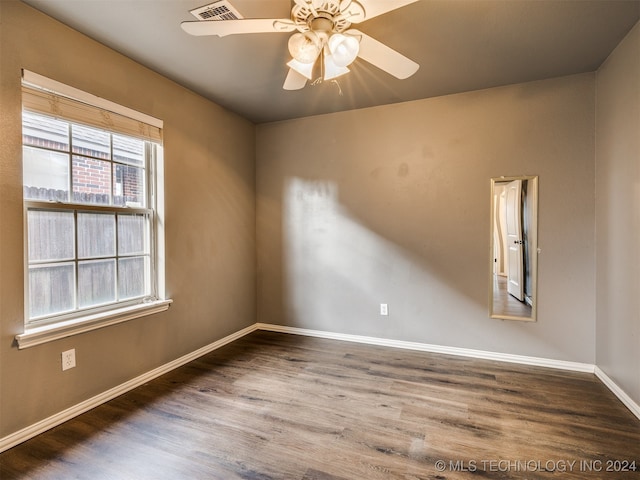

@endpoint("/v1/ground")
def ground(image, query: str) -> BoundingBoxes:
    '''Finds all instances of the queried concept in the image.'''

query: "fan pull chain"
[310,49,343,96]
[312,48,326,85]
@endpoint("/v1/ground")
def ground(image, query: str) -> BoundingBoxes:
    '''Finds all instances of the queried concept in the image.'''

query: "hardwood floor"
[2,331,639,479]
[492,275,532,318]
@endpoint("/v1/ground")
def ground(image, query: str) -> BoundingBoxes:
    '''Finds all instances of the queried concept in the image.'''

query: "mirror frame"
[489,175,539,322]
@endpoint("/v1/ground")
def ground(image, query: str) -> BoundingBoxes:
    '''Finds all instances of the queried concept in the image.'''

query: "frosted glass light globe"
[327,33,360,67]
[288,32,322,64]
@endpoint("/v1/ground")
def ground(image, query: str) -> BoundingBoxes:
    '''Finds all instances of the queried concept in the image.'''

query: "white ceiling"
[21,0,640,124]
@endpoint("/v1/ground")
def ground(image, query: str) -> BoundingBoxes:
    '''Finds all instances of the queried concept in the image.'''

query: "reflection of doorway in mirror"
[492,180,533,317]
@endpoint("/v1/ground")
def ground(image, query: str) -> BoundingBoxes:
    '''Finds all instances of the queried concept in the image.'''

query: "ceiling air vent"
[189,0,243,21]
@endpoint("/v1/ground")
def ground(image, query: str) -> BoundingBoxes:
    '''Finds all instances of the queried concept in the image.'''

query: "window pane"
[72,124,110,159]
[113,134,144,166]
[23,111,69,151]
[28,210,75,262]
[118,256,148,300]
[113,164,145,207]
[78,212,115,259]
[118,214,147,255]
[23,146,70,201]
[73,156,112,205]
[78,259,116,308]
[29,263,75,318]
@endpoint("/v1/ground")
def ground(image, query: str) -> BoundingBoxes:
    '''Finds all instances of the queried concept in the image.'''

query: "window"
[18,71,169,346]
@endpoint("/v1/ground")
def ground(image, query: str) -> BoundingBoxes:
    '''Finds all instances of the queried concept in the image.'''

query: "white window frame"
[16,71,170,349]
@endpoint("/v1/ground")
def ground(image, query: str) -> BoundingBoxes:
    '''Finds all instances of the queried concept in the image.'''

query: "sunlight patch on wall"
[282,178,475,339]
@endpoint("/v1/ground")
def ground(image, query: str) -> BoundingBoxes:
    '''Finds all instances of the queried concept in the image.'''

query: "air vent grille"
[189,1,243,21]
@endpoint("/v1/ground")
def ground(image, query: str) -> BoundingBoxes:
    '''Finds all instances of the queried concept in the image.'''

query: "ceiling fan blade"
[293,0,318,15]
[292,0,323,9]
[181,19,296,37]
[348,29,419,79]
[348,0,419,23]
[283,68,308,90]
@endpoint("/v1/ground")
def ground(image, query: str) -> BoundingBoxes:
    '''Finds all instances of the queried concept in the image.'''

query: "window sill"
[15,300,173,349]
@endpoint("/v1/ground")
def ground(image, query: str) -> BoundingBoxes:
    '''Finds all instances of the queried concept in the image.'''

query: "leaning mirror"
[489,176,538,321]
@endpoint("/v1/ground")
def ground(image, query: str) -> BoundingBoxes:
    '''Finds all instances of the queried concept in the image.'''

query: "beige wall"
[595,21,640,405]
[0,1,256,437]
[257,73,596,363]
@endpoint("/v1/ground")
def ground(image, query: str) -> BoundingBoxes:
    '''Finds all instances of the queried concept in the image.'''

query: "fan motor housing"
[292,0,351,33]
[308,15,334,33]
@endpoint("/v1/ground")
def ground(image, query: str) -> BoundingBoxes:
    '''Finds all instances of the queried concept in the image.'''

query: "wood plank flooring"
[1,331,639,479]
[492,275,532,318]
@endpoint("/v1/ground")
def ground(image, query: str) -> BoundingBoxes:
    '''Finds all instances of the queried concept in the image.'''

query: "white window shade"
[22,70,162,143]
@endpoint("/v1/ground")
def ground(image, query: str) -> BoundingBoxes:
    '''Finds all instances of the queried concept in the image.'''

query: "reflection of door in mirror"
[490,176,538,321]
[506,180,524,301]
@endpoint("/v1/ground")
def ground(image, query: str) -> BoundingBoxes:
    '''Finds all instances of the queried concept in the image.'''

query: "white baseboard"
[594,366,640,421]
[256,323,595,373]
[3,322,638,453]
[0,323,259,453]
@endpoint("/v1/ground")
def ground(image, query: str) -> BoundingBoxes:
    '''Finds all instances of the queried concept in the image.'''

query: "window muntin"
[23,110,158,326]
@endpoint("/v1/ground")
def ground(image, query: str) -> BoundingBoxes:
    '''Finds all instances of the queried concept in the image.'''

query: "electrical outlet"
[380,303,389,316]
[62,349,76,371]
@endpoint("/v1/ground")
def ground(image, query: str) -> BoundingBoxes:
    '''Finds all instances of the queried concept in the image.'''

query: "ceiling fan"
[181,0,420,90]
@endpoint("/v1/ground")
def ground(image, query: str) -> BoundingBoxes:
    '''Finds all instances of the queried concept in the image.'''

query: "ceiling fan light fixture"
[323,53,350,80]
[327,33,359,67]
[287,58,316,80]
[288,31,322,64]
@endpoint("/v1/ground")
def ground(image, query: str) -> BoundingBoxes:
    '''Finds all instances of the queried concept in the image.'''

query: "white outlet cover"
[62,349,76,371]
[380,304,389,316]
